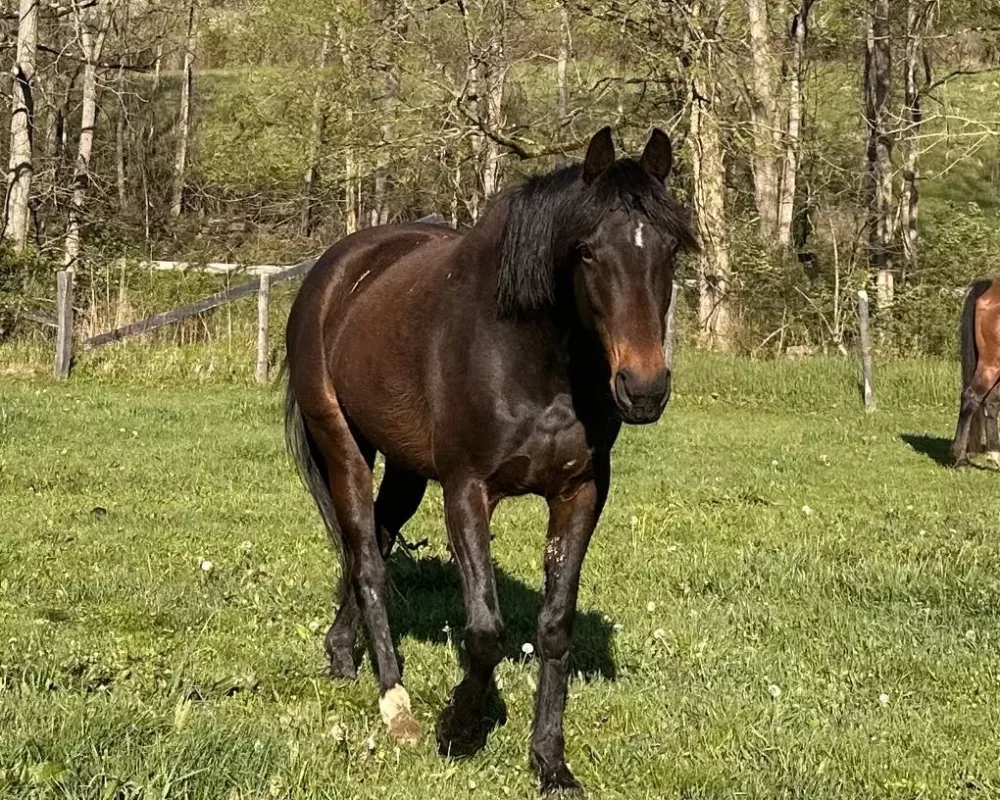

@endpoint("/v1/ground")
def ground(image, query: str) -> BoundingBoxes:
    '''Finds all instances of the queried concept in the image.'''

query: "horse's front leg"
[437,478,505,757]
[530,462,608,795]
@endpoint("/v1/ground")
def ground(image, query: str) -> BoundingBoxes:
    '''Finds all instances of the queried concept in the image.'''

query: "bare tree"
[336,19,358,234]
[301,19,331,237]
[744,0,781,243]
[688,0,733,350]
[64,0,118,271]
[170,0,196,219]
[479,0,507,199]
[777,1,817,248]
[5,0,39,251]
[863,0,894,309]
[900,0,935,277]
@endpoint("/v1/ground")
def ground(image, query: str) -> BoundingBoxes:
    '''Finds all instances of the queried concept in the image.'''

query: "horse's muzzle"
[613,367,671,424]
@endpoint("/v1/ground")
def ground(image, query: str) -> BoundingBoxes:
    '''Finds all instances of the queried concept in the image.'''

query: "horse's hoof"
[326,653,357,680]
[436,703,487,758]
[380,685,420,746]
[537,765,583,796]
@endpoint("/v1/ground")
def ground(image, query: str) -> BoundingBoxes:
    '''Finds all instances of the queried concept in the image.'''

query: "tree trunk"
[688,2,733,351]
[458,0,482,220]
[480,9,506,199]
[777,1,815,248]
[64,0,115,271]
[336,22,358,234]
[5,0,39,251]
[900,0,932,279]
[115,66,127,211]
[301,19,331,237]
[863,0,893,310]
[744,0,782,243]
[170,0,196,219]
[555,0,570,166]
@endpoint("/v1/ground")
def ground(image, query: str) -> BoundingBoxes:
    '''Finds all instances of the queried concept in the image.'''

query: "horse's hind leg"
[984,392,1000,465]
[308,416,420,744]
[325,463,427,677]
[953,365,1000,466]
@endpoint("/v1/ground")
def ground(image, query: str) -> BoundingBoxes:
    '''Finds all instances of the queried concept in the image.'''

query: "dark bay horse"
[952,277,1000,466]
[283,127,697,793]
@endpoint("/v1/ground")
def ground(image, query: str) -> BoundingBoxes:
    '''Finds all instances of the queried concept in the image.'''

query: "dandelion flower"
[768,683,782,699]
[308,620,321,633]
[801,505,813,516]
[521,642,535,656]
[199,559,214,573]
[646,601,656,612]
[878,692,890,706]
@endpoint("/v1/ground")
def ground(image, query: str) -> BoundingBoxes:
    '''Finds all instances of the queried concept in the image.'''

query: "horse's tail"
[284,367,350,583]
[960,278,992,452]
[961,279,991,391]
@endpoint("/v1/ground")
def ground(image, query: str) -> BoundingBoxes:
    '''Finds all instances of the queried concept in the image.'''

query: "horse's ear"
[583,126,615,184]
[640,128,673,182]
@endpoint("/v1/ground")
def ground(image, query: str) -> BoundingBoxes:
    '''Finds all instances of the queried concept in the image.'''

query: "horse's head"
[571,128,696,424]
[496,127,697,424]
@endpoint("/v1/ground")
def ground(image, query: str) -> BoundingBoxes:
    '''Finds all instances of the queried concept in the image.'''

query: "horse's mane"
[491,159,698,317]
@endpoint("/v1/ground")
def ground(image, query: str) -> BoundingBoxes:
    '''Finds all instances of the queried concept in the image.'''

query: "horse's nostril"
[614,370,634,407]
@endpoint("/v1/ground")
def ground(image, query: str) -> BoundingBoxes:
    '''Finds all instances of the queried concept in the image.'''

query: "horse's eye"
[578,244,594,261]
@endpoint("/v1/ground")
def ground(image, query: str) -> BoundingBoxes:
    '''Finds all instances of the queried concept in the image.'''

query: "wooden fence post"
[664,280,679,370]
[53,270,73,379]
[255,273,270,384]
[857,289,875,412]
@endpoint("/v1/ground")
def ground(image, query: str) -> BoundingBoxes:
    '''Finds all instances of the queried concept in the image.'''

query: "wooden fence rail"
[82,257,317,352]
[46,212,452,381]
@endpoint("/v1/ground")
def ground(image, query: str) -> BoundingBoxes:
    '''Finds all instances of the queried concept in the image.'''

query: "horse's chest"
[491,397,592,495]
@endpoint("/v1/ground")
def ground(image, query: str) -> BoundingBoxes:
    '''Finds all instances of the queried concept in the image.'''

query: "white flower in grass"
[521,642,535,656]
[199,559,214,574]
[768,683,782,699]
[308,620,321,633]
[646,601,656,612]
[801,505,813,517]
[878,692,890,706]
[771,459,779,468]
[653,628,666,639]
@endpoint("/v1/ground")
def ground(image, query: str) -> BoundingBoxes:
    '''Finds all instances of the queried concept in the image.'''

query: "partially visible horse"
[952,278,1000,466]
[283,127,697,793]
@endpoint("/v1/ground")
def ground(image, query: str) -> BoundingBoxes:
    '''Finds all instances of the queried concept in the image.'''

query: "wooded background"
[1,0,999,356]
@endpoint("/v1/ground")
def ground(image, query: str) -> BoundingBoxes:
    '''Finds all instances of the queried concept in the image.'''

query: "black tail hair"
[960,279,992,452]
[283,368,351,589]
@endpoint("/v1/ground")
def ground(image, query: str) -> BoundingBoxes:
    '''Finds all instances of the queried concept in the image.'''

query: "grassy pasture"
[1,352,999,799]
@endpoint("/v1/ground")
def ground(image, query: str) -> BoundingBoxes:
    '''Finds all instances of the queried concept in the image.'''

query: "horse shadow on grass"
[382,551,617,682]
[901,433,954,467]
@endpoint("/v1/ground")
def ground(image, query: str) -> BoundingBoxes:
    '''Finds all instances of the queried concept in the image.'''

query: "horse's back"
[286,223,459,425]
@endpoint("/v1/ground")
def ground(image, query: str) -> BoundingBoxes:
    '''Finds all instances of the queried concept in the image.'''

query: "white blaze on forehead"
[633,221,645,249]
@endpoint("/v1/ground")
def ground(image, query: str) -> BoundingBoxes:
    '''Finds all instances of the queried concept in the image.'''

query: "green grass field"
[2,353,999,799]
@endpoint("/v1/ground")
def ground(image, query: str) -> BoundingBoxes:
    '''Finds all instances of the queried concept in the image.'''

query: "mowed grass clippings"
[1,354,999,799]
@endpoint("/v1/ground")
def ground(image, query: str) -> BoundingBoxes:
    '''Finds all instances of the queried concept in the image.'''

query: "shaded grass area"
[1,355,998,799]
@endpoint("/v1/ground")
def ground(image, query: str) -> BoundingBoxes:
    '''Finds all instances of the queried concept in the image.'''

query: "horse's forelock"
[496,158,697,317]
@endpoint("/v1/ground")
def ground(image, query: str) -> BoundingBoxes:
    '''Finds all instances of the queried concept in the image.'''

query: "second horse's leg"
[953,367,1000,466]
[985,392,1000,465]
[437,478,505,757]
[325,463,427,677]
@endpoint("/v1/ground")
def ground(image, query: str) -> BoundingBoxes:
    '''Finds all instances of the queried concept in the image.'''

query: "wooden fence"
[29,213,449,381]
[19,214,882,410]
